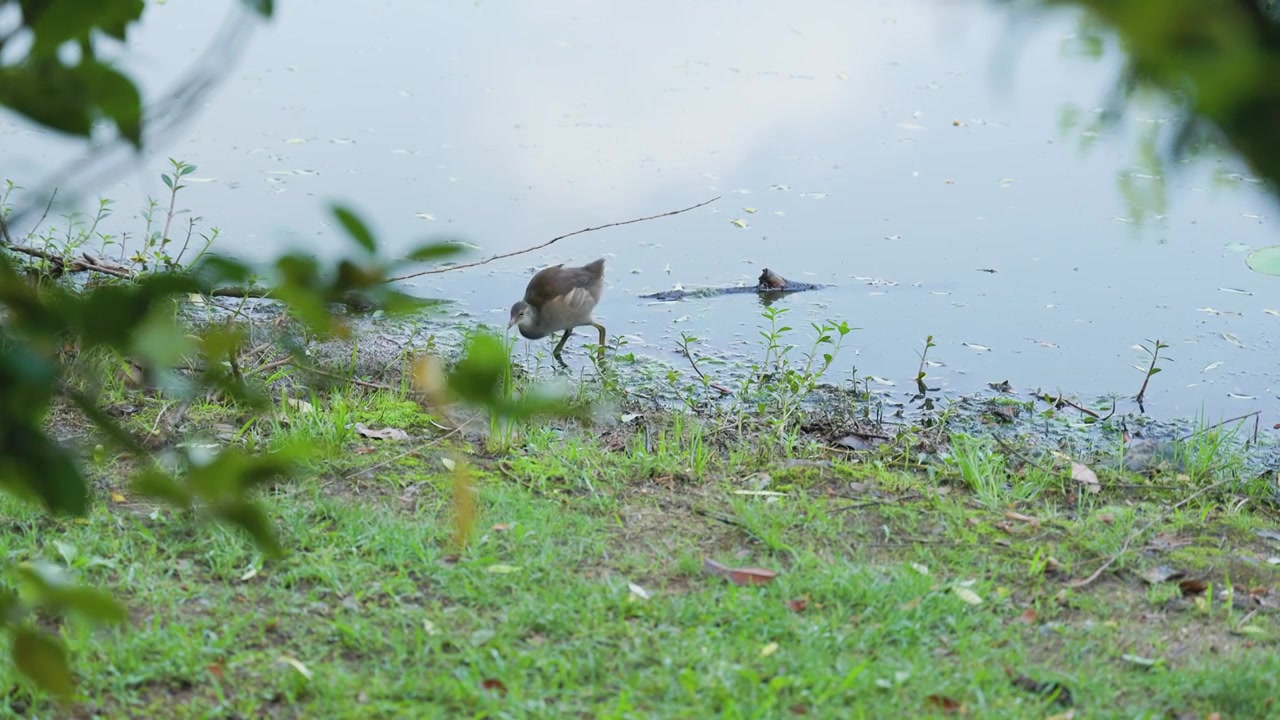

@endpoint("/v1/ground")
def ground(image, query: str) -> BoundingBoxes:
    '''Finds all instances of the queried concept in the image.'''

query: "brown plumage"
[508,258,606,362]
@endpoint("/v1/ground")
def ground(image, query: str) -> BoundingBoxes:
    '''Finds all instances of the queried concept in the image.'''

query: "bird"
[508,258,607,362]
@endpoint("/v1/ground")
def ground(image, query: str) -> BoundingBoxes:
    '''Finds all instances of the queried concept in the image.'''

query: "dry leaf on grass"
[953,586,983,605]
[1139,565,1186,585]
[1070,461,1100,494]
[925,694,963,713]
[353,423,409,441]
[703,558,778,586]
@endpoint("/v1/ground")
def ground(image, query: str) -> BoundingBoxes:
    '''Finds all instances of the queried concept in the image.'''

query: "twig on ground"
[993,436,1058,476]
[1171,478,1236,510]
[385,196,720,283]
[300,364,403,392]
[344,415,477,480]
[1066,517,1158,588]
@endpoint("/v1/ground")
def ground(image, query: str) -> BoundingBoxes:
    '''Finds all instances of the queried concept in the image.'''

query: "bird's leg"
[591,322,607,361]
[551,328,574,359]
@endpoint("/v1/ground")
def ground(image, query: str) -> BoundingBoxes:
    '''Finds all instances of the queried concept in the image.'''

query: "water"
[2,0,1278,421]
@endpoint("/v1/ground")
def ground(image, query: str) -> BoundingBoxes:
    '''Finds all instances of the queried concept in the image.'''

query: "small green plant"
[2,159,219,284]
[948,434,1014,508]
[1134,338,1169,413]
[744,306,853,448]
[131,158,218,272]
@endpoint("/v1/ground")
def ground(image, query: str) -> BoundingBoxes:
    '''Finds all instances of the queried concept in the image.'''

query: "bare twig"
[993,436,1058,476]
[343,415,477,480]
[26,189,57,242]
[1065,518,1155,588]
[1171,477,1235,510]
[1177,410,1261,443]
[385,196,720,283]
[300,364,403,392]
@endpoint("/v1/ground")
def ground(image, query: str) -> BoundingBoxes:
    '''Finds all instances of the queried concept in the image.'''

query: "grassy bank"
[4,179,1278,719]
[4,354,1278,718]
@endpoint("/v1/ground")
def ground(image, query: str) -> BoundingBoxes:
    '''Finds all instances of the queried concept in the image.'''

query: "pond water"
[2,0,1278,422]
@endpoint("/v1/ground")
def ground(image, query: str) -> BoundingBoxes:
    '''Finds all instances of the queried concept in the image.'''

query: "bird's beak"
[506,317,517,329]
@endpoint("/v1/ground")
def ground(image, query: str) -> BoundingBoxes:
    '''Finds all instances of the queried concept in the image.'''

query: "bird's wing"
[566,286,598,313]
[524,264,566,305]
[556,286,599,317]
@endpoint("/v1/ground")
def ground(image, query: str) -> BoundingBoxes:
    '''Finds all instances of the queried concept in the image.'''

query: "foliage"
[0,1,582,700]
[1004,0,1280,196]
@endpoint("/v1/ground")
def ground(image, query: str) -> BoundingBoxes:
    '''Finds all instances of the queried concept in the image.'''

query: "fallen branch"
[1066,516,1158,588]
[385,195,721,283]
[3,244,133,278]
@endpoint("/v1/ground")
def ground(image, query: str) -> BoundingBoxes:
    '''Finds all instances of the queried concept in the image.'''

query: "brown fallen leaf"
[1015,608,1037,624]
[786,598,808,612]
[1070,461,1100,494]
[353,423,411,441]
[1179,578,1209,596]
[1139,565,1186,585]
[481,678,508,695]
[1005,511,1040,525]
[1146,532,1193,551]
[703,558,779,586]
[926,694,963,713]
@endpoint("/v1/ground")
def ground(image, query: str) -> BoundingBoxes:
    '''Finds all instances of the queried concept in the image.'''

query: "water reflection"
[1,0,1276,420]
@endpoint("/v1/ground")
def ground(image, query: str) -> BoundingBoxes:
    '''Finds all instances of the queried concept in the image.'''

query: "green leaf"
[161,174,173,190]
[15,562,127,624]
[213,499,283,557]
[405,241,467,263]
[331,205,377,253]
[72,61,143,147]
[241,0,275,17]
[447,332,508,404]
[27,0,145,57]
[131,470,193,509]
[0,423,89,516]
[1246,245,1280,276]
[12,627,75,698]
[0,64,93,139]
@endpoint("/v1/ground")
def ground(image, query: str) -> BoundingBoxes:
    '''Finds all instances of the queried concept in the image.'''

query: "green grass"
[3,386,1279,719]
